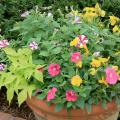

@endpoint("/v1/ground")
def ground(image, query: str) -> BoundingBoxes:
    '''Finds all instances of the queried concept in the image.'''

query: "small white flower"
[74,16,82,24]
[21,11,29,17]
[93,52,100,57]
[48,13,53,17]
[29,41,38,50]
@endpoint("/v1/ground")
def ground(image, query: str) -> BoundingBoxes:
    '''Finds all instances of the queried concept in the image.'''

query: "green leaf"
[86,103,92,113]
[55,103,63,112]
[37,92,46,100]
[102,100,107,109]
[52,47,62,54]
[67,102,72,108]
[18,89,27,106]
[76,99,85,109]
[39,51,49,57]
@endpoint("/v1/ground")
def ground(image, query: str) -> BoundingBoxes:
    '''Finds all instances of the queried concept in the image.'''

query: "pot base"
[34,111,119,120]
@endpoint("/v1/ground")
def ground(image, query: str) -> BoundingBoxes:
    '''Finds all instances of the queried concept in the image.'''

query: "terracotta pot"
[26,96,119,120]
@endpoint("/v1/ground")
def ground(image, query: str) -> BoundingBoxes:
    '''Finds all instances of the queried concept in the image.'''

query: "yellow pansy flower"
[98,77,108,87]
[70,37,79,46]
[95,3,105,17]
[113,25,120,33]
[76,61,82,68]
[71,75,82,87]
[109,16,119,26]
[98,57,109,64]
[90,59,101,68]
[83,7,96,12]
[89,68,97,75]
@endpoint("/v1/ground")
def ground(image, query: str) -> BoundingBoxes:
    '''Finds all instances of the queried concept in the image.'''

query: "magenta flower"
[47,87,57,101]
[66,90,77,102]
[29,41,38,50]
[48,63,61,77]
[0,63,5,71]
[71,52,82,63]
[105,67,119,85]
[0,40,9,48]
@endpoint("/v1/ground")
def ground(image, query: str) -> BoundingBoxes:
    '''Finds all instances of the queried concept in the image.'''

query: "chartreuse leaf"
[33,70,43,82]
[1,48,44,105]
[27,84,36,99]
[7,87,14,104]
[18,89,28,106]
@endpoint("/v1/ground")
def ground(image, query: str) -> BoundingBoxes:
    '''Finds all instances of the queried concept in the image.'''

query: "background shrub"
[0,0,120,39]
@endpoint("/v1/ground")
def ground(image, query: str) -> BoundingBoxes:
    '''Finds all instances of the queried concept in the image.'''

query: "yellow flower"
[71,75,82,87]
[76,61,82,68]
[95,3,106,17]
[112,66,118,71]
[83,7,96,12]
[98,77,108,87]
[113,25,120,33]
[115,51,120,55]
[90,59,101,68]
[70,37,79,46]
[98,57,109,64]
[89,68,97,75]
[109,16,119,26]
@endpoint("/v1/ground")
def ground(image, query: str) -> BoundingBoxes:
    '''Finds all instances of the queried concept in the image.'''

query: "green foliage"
[0,48,43,105]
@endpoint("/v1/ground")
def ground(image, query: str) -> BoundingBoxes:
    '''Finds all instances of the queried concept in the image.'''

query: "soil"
[0,87,36,120]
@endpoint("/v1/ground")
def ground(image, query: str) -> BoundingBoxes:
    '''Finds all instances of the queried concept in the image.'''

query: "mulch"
[0,87,36,120]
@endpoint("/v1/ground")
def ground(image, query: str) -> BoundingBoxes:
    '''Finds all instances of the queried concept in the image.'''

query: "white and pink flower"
[29,41,38,50]
[77,35,88,47]
[0,40,9,48]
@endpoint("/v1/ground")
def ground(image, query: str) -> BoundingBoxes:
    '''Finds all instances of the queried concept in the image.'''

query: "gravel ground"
[0,87,35,120]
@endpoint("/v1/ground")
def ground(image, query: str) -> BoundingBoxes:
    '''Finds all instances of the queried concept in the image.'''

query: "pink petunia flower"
[47,87,57,101]
[0,63,5,71]
[77,35,88,47]
[0,40,9,48]
[105,67,119,85]
[29,41,38,50]
[71,52,82,63]
[66,90,77,102]
[48,64,61,77]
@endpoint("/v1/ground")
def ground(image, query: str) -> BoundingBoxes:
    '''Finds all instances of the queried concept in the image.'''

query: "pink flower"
[105,67,119,85]
[29,41,38,50]
[48,64,61,77]
[77,35,88,47]
[0,40,9,48]
[47,87,57,101]
[71,52,82,63]
[66,90,77,102]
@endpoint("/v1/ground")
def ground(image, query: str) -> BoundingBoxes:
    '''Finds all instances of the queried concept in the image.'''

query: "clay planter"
[26,96,119,120]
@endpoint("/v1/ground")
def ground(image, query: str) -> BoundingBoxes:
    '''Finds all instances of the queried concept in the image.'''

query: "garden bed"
[0,87,35,120]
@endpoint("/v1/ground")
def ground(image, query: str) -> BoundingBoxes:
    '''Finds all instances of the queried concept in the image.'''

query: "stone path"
[0,112,25,120]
